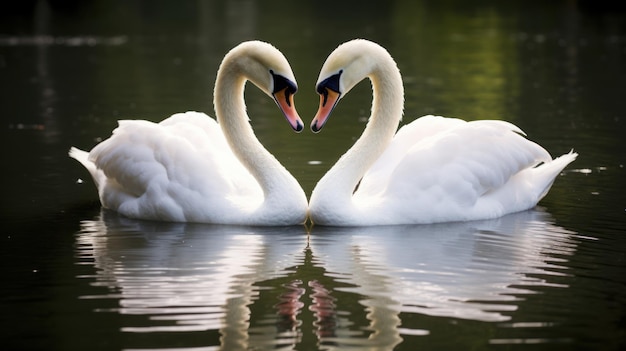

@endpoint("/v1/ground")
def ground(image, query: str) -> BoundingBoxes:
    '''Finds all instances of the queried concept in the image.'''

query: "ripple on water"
[309,208,578,325]
[73,207,583,349]
[75,211,308,348]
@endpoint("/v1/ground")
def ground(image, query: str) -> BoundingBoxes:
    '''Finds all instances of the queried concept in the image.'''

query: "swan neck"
[320,61,404,198]
[213,67,297,199]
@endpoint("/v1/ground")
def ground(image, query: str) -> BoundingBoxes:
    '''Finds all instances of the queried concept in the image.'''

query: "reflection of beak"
[273,87,304,132]
[311,88,340,133]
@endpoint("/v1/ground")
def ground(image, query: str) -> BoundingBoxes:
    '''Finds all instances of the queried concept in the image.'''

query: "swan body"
[70,41,308,225]
[309,39,577,226]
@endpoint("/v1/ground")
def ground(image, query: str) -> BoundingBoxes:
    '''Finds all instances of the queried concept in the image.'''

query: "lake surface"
[2,1,625,350]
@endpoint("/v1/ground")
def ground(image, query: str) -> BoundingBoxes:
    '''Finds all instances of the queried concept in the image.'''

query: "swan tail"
[69,147,90,167]
[531,150,578,201]
[69,147,102,188]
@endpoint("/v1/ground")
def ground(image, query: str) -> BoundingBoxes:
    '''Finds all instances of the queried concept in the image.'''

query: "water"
[2,1,626,350]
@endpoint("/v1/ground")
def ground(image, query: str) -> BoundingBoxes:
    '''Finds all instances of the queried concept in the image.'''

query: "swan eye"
[270,70,297,106]
[316,70,342,106]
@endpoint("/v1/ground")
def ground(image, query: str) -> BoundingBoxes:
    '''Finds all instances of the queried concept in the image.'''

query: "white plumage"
[309,39,577,226]
[70,41,308,225]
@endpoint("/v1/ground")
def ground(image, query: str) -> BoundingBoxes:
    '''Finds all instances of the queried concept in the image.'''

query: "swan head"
[311,39,397,133]
[220,41,304,132]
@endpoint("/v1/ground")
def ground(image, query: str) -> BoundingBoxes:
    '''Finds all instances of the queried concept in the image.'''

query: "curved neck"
[213,67,300,201]
[313,57,404,206]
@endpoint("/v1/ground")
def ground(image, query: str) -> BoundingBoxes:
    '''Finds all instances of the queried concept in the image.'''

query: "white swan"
[70,41,308,225]
[308,39,577,226]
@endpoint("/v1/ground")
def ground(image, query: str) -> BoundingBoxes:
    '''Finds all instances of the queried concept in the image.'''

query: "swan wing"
[358,115,466,193]
[357,118,574,222]
[85,111,261,221]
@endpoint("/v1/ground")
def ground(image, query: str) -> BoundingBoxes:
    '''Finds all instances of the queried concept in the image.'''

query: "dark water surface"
[2,1,625,350]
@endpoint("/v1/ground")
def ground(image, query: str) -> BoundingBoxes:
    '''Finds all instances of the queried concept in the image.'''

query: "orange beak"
[273,87,304,132]
[311,88,341,133]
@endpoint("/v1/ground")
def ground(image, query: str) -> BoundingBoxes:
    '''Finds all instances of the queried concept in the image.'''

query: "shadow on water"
[73,207,578,350]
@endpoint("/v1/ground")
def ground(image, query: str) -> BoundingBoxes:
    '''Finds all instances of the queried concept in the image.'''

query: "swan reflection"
[75,208,576,350]
[310,207,577,334]
[76,210,308,350]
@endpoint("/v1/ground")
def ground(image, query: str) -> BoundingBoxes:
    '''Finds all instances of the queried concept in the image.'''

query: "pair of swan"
[70,40,577,226]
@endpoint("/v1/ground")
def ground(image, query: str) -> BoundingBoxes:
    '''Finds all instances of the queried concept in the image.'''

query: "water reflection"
[75,208,576,350]
[309,208,578,343]
[76,211,309,350]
